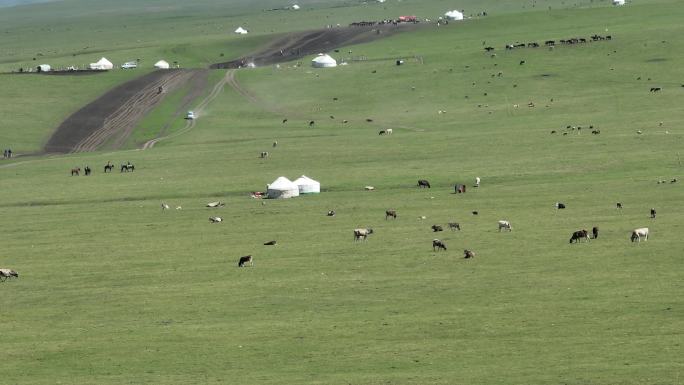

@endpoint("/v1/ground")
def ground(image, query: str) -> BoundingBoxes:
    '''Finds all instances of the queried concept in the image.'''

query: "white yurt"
[234,27,249,35]
[293,175,321,194]
[267,177,300,199]
[291,4,300,10]
[154,60,170,69]
[311,54,337,68]
[89,57,113,70]
[612,0,625,5]
[444,10,464,20]
[36,64,51,72]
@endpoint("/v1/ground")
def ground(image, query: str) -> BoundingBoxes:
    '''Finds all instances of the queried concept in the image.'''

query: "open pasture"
[1,0,684,384]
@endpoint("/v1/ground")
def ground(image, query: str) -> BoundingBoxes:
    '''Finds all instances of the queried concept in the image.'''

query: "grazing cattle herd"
[500,34,612,51]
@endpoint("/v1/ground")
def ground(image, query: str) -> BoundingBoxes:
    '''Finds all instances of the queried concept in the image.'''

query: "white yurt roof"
[154,60,170,69]
[267,176,300,198]
[234,27,248,34]
[292,4,300,9]
[89,57,113,70]
[293,175,320,194]
[444,10,464,20]
[612,0,625,4]
[311,54,337,68]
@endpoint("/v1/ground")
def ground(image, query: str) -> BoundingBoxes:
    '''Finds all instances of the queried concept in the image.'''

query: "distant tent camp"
[89,57,113,70]
[154,60,170,69]
[612,0,625,5]
[311,54,337,68]
[291,4,300,10]
[234,27,249,34]
[293,175,320,194]
[36,64,51,72]
[267,177,300,199]
[444,10,464,20]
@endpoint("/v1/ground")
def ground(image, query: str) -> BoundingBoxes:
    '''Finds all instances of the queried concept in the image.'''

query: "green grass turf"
[1,0,683,384]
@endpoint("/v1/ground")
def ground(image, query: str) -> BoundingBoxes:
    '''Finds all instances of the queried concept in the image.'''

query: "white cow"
[630,228,649,242]
[161,203,170,210]
[206,201,225,208]
[498,220,512,231]
[0,268,18,281]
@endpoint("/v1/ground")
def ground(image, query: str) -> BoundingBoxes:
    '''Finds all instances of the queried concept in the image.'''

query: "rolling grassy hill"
[1,0,683,384]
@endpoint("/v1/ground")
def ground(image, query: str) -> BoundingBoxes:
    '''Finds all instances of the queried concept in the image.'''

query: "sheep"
[161,203,170,211]
[209,217,223,223]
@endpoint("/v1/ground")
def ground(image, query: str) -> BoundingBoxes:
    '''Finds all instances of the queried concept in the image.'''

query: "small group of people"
[2,148,12,159]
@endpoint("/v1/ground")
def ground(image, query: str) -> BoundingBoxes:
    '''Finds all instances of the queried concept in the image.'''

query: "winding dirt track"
[43,24,423,154]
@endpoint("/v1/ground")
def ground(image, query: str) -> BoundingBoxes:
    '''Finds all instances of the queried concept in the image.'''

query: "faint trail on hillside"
[142,70,231,150]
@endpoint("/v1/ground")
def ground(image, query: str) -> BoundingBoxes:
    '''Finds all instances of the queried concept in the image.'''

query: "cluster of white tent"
[235,27,249,35]
[612,0,626,5]
[87,57,172,70]
[266,176,320,199]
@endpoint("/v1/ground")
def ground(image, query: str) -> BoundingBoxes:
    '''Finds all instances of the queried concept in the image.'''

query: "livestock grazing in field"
[650,208,656,219]
[272,141,278,148]
[161,203,170,210]
[472,211,479,215]
[327,210,336,217]
[0,268,18,281]
[498,220,512,232]
[206,201,225,208]
[260,151,269,158]
[484,46,494,52]
[354,228,374,241]
[120,162,134,172]
[650,87,662,92]
[555,202,566,209]
[364,186,375,191]
[308,120,315,127]
[455,184,466,193]
[104,162,114,173]
[592,227,599,239]
[631,228,649,242]
[209,216,223,223]
[569,229,589,243]
[385,210,397,220]
[448,222,461,231]
[432,239,447,251]
[417,179,431,188]
[70,167,80,176]
[616,202,623,209]
[282,119,288,124]
[463,249,475,259]
[263,240,277,246]
[431,225,443,232]
[379,129,393,135]
[238,255,253,267]
[475,177,480,187]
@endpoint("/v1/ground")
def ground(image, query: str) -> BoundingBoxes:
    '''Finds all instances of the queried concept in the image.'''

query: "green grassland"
[1,0,683,384]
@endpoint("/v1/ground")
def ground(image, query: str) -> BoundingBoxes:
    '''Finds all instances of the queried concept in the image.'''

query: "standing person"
[7,148,12,158]
[3,149,6,159]
[650,208,656,219]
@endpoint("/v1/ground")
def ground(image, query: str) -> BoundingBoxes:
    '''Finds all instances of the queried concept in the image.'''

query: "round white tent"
[612,0,625,5]
[234,27,249,35]
[89,57,113,70]
[293,175,320,194]
[267,177,300,199]
[154,60,170,69]
[311,54,337,68]
[291,4,300,10]
[444,10,464,20]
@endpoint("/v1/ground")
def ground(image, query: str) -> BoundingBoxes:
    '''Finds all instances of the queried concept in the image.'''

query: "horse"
[385,210,397,220]
[104,163,114,173]
[120,163,134,172]
[238,255,253,267]
[70,168,80,176]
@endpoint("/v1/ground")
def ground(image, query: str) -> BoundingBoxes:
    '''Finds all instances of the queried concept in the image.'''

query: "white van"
[121,61,137,69]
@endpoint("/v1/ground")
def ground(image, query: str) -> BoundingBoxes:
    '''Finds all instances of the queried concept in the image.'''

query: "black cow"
[417,179,431,188]
[432,239,447,251]
[569,229,589,243]
[238,255,253,267]
[592,227,599,239]
[431,225,443,232]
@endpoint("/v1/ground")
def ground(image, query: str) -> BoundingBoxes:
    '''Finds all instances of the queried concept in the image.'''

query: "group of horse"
[72,162,134,175]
